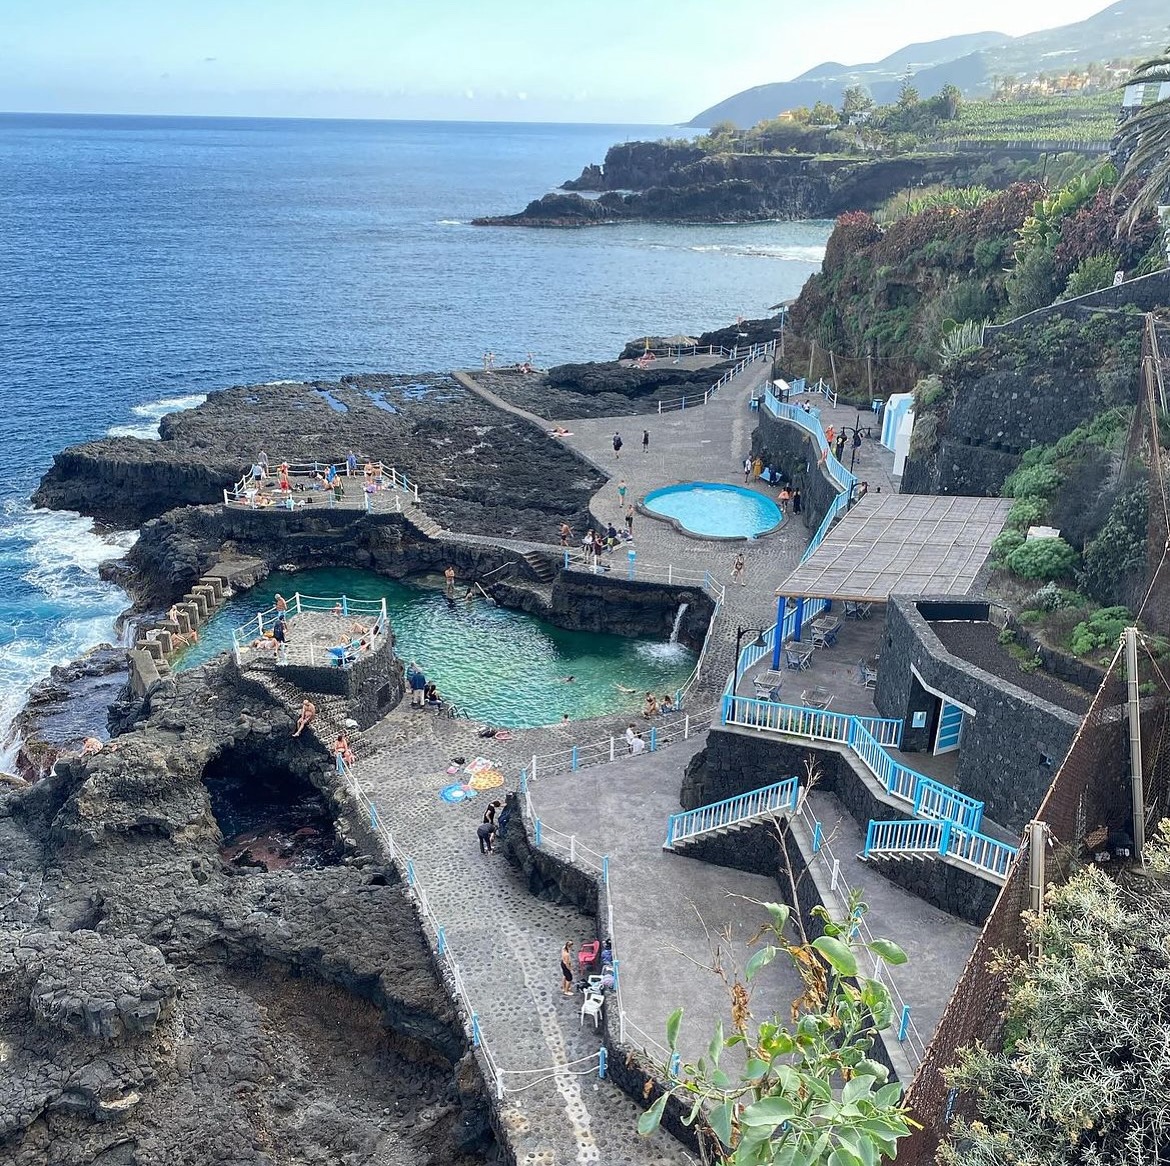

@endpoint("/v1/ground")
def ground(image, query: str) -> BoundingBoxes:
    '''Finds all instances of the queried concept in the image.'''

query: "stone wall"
[497,793,599,915]
[684,728,999,925]
[875,596,1081,832]
[279,635,405,728]
[751,407,833,537]
[985,270,1170,338]
[548,574,715,648]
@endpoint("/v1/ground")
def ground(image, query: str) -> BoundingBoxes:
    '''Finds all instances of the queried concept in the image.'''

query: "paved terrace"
[236,359,970,1165]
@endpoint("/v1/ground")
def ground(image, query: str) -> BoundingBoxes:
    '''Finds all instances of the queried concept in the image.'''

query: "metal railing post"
[602,855,609,884]
[812,821,823,853]
[649,727,657,751]
[437,926,446,955]
[598,1047,607,1079]
[898,1005,911,1041]
[534,819,542,847]
[609,736,615,761]
[571,746,579,772]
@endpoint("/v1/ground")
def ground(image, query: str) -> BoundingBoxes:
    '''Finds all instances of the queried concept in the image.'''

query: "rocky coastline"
[5,347,741,1165]
[1,658,494,1164]
[472,139,1049,228]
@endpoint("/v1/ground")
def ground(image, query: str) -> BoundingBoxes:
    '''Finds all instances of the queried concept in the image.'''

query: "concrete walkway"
[533,736,806,1069]
[244,357,974,1164]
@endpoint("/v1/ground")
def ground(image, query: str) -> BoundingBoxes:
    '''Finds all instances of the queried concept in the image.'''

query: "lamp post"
[734,627,769,679]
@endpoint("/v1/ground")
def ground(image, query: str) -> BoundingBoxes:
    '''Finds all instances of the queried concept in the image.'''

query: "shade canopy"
[776,494,1014,602]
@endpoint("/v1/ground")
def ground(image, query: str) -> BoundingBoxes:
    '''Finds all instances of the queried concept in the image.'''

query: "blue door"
[934,701,964,754]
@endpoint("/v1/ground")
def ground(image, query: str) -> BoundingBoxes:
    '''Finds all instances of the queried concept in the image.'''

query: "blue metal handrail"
[863,818,1017,880]
[664,775,800,848]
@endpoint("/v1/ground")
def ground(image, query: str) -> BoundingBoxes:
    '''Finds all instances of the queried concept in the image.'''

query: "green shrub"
[1025,581,1083,612]
[1004,536,1077,580]
[997,627,1017,646]
[1018,609,1043,624]
[1069,605,1132,657]
[1081,481,1148,606]
[1003,462,1062,500]
[1006,497,1049,530]
[1060,253,1117,300]
[990,529,1025,564]
[913,374,945,410]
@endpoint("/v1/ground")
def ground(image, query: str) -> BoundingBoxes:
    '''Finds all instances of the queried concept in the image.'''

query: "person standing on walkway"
[743,456,752,482]
[835,432,846,461]
[642,429,649,454]
[792,489,802,516]
[408,663,426,708]
[444,565,456,598]
[612,431,623,459]
[558,522,572,546]
[731,552,746,586]
[625,504,635,535]
[477,820,496,855]
[561,942,575,996]
[617,478,627,507]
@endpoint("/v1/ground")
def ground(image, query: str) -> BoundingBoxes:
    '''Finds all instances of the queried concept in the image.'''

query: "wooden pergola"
[778,494,1014,603]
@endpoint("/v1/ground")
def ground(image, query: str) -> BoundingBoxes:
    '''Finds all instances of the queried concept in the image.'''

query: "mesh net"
[898,634,1169,1163]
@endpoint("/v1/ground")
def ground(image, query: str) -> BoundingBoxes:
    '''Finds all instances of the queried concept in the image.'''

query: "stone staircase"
[521,550,556,584]
[400,499,446,539]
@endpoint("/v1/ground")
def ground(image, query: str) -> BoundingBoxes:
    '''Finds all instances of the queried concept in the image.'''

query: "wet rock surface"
[476,360,734,420]
[0,661,493,1165]
[33,375,604,536]
[9,647,129,781]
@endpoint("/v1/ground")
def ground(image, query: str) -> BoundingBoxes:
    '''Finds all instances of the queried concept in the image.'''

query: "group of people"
[407,662,445,711]
[476,798,505,854]
[741,456,803,515]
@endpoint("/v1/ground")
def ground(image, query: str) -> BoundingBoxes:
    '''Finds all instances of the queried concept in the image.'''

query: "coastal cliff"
[33,374,605,537]
[474,140,1067,228]
[0,661,492,1163]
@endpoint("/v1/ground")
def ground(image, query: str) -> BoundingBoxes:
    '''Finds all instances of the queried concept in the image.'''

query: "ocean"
[0,113,830,760]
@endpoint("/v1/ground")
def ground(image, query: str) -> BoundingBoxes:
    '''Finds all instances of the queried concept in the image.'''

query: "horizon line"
[0,109,692,130]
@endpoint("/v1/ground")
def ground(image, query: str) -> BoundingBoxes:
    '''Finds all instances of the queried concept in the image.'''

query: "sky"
[0,0,1124,123]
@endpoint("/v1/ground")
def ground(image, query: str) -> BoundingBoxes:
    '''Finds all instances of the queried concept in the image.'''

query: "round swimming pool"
[643,482,782,539]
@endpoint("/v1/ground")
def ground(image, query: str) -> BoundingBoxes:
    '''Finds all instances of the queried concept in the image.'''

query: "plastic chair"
[577,940,600,973]
[580,991,605,1030]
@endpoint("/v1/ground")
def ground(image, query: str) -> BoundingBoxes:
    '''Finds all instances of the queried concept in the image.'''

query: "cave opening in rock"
[201,739,343,871]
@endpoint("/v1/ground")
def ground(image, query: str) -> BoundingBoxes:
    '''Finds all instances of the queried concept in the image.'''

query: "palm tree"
[1116,45,1170,226]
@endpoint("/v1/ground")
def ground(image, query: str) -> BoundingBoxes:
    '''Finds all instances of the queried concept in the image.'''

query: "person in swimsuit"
[561,942,575,996]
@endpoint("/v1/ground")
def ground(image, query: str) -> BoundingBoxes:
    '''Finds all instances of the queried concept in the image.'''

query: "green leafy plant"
[1004,536,1078,580]
[637,895,917,1164]
[1060,252,1118,300]
[1006,497,1049,530]
[990,529,1025,565]
[941,824,1170,1165]
[1002,461,1062,500]
[938,318,988,368]
[1069,605,1132,656]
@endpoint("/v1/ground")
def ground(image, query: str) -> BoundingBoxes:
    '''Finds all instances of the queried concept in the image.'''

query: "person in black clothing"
[642,429,649,453]
[612,432,623,459]
[272,615,287,644]
[792,489,802,515]
[482,799,502,826]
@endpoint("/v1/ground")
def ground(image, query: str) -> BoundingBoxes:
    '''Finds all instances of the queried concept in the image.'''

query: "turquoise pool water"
[177,568,696,728]
[644,483,782,538]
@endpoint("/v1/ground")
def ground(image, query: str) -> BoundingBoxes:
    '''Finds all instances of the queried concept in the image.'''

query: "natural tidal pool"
[644,482,782,539]
[178,568,696,727]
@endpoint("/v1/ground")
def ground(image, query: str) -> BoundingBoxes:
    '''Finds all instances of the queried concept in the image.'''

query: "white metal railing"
[521,704,716,784]
[231,593,388,666]
[223,460,420,509]
[796,797,928,1069]
[663,775,799,848]
[337,756,610,1102]
[519,767,671,1061]
[862,817,1017,882]
[654,341,775,413]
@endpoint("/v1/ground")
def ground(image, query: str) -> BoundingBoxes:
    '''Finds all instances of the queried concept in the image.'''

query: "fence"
[518,769,673,1062]
[230,593,388,665]
[654,341,775,413]
[795,795,929,1070]
[224,460,419,509]
[728,597,831,690]
[521,704,717,784]
[862,817,1019,881]
[896,638,1164,1163]
[663,775,800,848]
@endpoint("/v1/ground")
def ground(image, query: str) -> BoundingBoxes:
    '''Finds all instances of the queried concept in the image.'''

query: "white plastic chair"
[580,991,605,1030]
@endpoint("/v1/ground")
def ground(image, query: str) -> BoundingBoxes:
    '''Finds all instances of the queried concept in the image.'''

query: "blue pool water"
[644,483,782,539]
[176,569,695,728]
